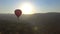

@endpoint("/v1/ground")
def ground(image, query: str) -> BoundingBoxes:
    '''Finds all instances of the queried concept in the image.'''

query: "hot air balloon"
[14,9,22,23]
[15,9,22,18]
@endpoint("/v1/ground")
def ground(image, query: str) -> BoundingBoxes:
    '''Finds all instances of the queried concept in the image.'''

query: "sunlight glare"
[20,3,34,14]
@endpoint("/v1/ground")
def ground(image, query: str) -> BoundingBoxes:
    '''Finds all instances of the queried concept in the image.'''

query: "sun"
[20,3,34,14]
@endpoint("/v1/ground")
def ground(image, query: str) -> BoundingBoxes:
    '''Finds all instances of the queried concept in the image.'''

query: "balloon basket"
[17,17,20,24]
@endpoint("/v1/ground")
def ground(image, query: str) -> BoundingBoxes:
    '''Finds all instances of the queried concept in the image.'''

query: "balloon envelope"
[15,9,22,17]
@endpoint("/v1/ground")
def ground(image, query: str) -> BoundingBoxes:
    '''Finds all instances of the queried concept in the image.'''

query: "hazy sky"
[0,0,60,14]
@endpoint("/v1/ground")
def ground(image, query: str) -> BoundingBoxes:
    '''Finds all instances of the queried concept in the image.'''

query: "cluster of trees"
[0,20,33,34]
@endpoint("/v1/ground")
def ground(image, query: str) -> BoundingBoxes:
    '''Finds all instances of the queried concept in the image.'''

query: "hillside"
[0,12,60,34]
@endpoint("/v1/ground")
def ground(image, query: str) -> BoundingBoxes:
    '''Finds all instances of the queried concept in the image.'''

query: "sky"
[0,0,60,14]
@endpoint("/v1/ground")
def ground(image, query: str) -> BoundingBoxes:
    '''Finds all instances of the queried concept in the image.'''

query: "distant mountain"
[0,12,60,25]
